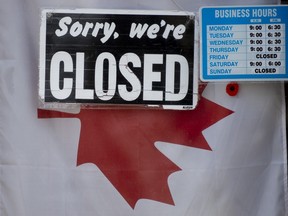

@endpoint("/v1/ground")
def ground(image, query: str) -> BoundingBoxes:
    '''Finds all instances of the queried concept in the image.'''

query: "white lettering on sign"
[49,51,189,102]
[94,52,117,100]
[118,53,142,101]
[55,16,118,43]
[214,8,278,19]
[129,22,186,39]
[215,9,250,18]
[251,9,277,17]
[50,51,73,99]
[165,55,189,101]
[55,16,186,42]
[143,54,163,101]
[75,53,94,99]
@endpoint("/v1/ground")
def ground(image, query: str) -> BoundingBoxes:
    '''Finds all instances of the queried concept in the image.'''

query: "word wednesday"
[39,9,197,109]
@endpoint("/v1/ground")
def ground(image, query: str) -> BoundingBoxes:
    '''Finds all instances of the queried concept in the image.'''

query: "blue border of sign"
[200,5,288,81]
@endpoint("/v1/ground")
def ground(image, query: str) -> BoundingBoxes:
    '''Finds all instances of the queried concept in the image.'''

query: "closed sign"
[39,9,198,110]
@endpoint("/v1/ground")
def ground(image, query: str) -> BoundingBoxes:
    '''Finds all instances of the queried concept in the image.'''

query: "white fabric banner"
[0,0,287,216]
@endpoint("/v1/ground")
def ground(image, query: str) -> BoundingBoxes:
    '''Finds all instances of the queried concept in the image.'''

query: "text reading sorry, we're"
[55,16,187,43]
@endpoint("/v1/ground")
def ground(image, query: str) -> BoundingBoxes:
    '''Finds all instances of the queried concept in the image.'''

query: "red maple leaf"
[38,91,233,208]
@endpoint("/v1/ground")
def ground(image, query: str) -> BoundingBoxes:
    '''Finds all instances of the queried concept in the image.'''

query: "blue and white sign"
[200,5,288,81]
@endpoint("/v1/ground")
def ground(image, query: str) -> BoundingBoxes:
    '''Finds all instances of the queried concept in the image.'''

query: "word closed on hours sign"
[39,9,198,110]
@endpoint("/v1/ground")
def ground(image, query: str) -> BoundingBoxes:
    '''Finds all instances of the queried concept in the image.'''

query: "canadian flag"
[0,0,287,216]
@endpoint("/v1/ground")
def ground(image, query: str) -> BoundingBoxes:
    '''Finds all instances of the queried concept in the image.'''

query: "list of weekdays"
[201,6,288,81]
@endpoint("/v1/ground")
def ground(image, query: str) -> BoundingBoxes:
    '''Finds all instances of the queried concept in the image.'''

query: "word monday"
[39,10,196,109]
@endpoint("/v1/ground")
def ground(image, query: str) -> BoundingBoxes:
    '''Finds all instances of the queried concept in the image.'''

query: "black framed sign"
[39,9,198,110]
